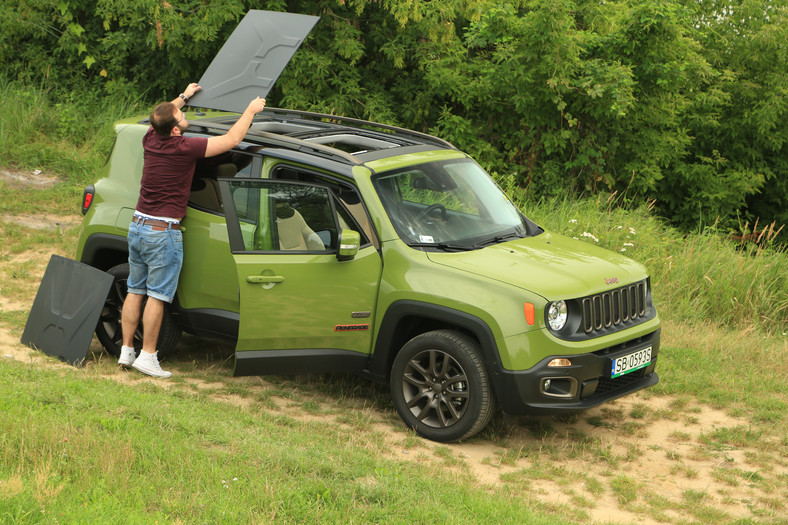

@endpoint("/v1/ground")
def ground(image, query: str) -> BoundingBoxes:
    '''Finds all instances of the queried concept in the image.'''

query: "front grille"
[581,280,648,335]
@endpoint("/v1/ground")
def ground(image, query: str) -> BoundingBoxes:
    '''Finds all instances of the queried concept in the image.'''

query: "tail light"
[81,185,95,215]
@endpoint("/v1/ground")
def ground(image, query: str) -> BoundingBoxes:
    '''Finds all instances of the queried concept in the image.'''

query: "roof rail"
[261,107,456,150]
[186,121,363,165]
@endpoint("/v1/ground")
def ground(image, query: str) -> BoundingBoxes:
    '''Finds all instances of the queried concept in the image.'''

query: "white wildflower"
[623,242,634,247]
[629,227,636,235]
[581,232,599,243]
[569,219,577,223]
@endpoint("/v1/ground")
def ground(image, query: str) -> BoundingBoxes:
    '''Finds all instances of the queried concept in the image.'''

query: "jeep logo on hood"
[605,277,620,285]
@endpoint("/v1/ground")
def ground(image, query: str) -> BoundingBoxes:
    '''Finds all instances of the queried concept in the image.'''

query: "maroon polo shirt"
[136,127,209,219]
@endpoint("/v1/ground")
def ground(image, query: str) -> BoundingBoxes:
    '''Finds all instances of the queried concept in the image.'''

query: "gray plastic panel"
[188,10,319,113]
[21,255,113,367]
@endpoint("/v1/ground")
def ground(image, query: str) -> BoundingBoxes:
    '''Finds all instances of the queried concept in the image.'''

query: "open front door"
[218,178,382,376]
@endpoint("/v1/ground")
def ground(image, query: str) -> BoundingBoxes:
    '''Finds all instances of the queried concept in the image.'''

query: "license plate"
[611,347,652,378]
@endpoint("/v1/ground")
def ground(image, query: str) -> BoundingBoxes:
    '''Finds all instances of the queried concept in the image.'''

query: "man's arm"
[171,82,200,110]
[204,97,267,158]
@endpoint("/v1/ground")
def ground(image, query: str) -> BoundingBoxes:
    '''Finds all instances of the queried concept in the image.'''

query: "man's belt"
[132,215,180,230]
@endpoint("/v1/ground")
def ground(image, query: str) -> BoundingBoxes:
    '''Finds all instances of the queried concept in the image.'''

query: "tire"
[95,263,181,360]
[390,329,496,442]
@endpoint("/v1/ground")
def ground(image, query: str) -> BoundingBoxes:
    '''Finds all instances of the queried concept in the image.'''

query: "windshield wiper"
[407,242,474,252]
[472,231,524,248]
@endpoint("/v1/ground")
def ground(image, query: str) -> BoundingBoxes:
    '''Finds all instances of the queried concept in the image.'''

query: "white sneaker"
[118,345,137,367]
[131,351,172,378]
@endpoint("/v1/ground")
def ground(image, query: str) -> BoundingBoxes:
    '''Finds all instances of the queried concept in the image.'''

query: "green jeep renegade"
[76,108,660,442]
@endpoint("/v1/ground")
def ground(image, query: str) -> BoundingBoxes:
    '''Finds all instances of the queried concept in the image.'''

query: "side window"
[224,180,337,253]
[189,152,257,213]
[271,165,375,247]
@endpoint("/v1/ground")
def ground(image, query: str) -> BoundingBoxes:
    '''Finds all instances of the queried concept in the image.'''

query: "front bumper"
[493,329,660,415]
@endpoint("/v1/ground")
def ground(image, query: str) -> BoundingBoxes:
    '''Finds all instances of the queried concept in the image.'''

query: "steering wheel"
[415,203,447,223]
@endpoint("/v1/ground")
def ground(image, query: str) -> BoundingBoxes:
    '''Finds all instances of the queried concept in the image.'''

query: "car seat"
[275,204,325,251]
[189,163,237,212]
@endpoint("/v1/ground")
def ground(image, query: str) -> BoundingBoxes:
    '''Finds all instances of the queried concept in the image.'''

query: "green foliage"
[0,76,144,194]
[686,0,788,233]
[1,0,787,238]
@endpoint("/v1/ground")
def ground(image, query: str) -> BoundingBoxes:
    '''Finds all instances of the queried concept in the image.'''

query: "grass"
[1,81,787,523]
[0,361,561,524]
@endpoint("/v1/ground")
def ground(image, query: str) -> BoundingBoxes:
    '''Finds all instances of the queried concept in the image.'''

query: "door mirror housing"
[337,230,360,261]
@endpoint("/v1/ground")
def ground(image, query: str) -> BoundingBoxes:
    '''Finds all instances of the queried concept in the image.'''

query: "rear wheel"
[390,330,495,442]
[95,263,181,360]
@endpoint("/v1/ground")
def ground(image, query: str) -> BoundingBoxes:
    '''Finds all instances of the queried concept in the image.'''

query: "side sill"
[174,307,239,341]
[233,349,370,377]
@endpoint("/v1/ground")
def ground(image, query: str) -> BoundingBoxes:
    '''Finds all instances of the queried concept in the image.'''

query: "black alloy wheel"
[390,329,495,442]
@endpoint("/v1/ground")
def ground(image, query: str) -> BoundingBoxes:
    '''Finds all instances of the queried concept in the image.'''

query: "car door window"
[271,165,375,248]
[223,179,338,253]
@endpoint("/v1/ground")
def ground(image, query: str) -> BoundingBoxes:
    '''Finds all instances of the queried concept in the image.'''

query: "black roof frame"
[144,107,457,168]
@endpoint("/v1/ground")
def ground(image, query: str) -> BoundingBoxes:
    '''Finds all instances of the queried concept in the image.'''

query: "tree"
[1,0,786,238]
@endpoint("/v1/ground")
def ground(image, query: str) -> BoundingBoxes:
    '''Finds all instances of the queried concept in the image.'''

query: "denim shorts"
[127,221,184,303]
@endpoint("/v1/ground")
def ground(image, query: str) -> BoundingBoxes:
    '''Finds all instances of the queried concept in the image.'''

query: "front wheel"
[95,263,181,360]
[390,330,495,442]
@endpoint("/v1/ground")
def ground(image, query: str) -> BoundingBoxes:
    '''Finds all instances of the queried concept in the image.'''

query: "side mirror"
[337,229,360,261]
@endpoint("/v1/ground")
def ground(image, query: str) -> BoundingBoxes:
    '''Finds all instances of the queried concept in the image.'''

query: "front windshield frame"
[372,158,537,250]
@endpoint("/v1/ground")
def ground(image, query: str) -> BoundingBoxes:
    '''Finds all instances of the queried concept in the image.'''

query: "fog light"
[548,358,572,367]
[541,377,578,398]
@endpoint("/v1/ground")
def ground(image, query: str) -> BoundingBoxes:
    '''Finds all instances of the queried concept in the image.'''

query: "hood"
[187,10,319,114]
[426,231,648,300]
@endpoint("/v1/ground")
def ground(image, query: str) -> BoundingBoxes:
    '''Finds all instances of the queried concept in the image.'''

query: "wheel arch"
[368,300,505,394]
[79,233,129,271]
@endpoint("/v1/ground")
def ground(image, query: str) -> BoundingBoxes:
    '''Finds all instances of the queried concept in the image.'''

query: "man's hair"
[150,102,178,137]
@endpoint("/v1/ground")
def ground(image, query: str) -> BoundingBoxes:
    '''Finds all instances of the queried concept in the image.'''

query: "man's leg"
[121,292,144,348]
[129,224,180,378]
[119,292,144,366]
[131,295,172,378]
[140,296,164,354]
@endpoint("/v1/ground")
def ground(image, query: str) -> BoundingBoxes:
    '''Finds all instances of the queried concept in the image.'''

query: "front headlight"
[547,301,568,331]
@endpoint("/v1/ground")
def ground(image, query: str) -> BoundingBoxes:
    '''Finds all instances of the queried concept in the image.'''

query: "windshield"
[373,159,535,250]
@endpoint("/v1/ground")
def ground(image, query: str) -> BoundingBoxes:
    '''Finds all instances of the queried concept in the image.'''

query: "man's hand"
[247,97,266,114]
[183,83,201,99]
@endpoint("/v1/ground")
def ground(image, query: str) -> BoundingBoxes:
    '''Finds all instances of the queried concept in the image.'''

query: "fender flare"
[79,233,129,270]
[368,300,505,388]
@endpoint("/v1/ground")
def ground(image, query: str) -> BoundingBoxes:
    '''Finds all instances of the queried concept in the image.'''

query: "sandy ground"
[1,175,785,523]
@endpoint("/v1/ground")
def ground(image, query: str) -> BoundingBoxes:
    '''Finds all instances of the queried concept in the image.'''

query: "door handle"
[246,275,284,284]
